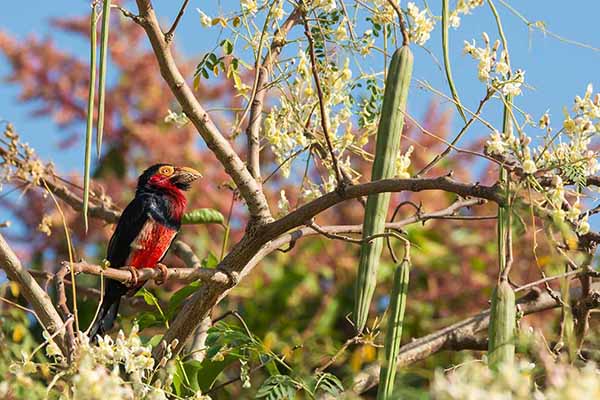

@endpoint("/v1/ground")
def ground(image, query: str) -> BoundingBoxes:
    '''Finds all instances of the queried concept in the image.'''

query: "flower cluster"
[264,53,355,183]
[27,326,188,399]
[240,0,258,15]
[93,326,155,379]
[314,0,337,13]
[37,214,53,236]
[431,357,600,399]
[484,85,600,235]
[277,189,290,213]
[432,359,535,399]
[369,0,396,25]
[449,0,485,29]
[71,352,135,400]
[406,2,435,46]
[0,124,54,189]
[463,33,524,96]
[395,145,414,179]
[164,109,190,127]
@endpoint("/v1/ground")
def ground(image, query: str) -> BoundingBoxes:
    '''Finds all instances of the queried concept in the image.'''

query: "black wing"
[106,194,150,268]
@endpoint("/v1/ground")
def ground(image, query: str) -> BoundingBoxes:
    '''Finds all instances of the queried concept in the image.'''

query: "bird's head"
[138,164,202,194]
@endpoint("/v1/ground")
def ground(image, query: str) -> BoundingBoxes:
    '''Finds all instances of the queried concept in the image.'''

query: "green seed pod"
[96,0,112,158]
[487,280,516,369]
[83,4,98,233]
[377,259,410,400]
[354,46,413,333]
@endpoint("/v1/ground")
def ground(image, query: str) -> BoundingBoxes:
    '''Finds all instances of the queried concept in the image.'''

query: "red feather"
[126,217,177,269]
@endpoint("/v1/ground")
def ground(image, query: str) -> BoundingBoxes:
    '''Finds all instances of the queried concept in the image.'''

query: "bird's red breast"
[126,217,178,269]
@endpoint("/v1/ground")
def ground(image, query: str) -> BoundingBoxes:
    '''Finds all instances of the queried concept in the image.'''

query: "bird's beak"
[172,166,202,187]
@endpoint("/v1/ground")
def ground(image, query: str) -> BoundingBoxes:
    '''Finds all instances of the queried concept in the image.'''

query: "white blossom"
[407,2,435,45]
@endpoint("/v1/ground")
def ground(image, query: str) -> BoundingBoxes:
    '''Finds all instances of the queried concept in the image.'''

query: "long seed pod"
[83,4,98,233]
[377,259,410,400]
[96,0,111,157]
[488,94,516,369]
[487,279,516,368]
[354,45,413,333]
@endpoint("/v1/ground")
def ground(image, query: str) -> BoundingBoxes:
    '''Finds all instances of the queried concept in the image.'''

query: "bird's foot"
[125,266,140,287]
[154,263,169,285]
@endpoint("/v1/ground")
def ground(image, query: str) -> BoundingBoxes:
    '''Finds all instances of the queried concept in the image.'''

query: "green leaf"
[182,208,224,225]
[136,288,159,306]
[167,281,201,319]
[221,39,233,55]
[135,312,160,330]
[202,252,219,268]
[256,375,299,400]
[146,334,163,347]
[195,355,237,392]
[313,372,343,396]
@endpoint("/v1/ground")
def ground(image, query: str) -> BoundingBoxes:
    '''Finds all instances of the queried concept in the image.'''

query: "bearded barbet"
[88,164,201,339]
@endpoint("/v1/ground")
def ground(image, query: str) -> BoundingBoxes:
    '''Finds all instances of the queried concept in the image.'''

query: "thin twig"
[243,7,302,180]
[57,261,231,286]
[164,0,190,43]
[385,0,409,46]
[302,11,343,187]
[316,335,361,373]
[417,89,494,176]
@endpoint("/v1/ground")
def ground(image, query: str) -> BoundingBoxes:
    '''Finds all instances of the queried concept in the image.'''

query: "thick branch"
[134,0,271,223]
[157,180,496,358]
[245,7,302,180]
[265,176,501,237]
[352,281,600,394]
[0,233,67,356]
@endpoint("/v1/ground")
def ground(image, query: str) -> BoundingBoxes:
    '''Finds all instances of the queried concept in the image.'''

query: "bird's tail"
[88,279,128,341]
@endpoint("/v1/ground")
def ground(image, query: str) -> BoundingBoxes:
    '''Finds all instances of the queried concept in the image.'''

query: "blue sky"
[0,0,599,182]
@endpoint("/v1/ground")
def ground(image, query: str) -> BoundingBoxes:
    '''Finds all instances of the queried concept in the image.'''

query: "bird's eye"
[158,165,175,176]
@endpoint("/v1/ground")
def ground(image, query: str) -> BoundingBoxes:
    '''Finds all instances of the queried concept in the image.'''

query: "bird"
[88,163,201,340]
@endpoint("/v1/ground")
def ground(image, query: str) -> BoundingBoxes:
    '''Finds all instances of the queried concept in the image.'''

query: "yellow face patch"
[158,165,175,177]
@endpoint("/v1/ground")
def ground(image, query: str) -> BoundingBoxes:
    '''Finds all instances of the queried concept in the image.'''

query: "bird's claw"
[125,266,140,287]
[154,263,169,285]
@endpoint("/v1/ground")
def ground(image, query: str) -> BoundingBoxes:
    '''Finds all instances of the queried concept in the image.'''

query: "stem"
[220,192,236,261]
[441,0,467,122]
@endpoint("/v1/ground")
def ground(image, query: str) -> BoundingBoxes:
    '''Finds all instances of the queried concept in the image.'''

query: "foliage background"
[0,0,599,399]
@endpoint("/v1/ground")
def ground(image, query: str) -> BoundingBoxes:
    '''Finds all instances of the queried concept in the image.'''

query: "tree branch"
[0,233,68,356]
[157,180,497,358]
[43,177,120,223]
[351,281,600,394]
[59,261,230,286]
[302,11,342,186]
[133,0,272,223]
[265,176,502,237]
[164,0,190,43]
[245,7,302,181]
